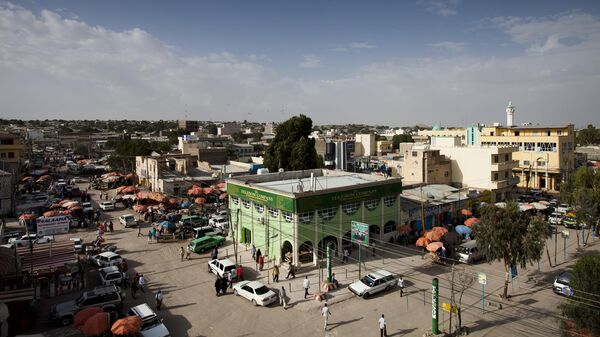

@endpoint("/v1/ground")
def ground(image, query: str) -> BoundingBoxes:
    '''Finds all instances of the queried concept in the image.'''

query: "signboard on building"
[36,216,70,236]
[227,183,295,213]
[351,221,369,246]
[297,182,402,213]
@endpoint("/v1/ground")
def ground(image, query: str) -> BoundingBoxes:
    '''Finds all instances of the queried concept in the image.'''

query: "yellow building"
[0,132,24,177]
[478,125,575,191]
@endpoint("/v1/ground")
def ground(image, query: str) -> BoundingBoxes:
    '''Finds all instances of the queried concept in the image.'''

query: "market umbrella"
[431,226,448,236]
[168,198,180,205]
[67,203,82,209]
[538,200,550,206]
[74,307,104,327]
[115,186,127,194]
[111,315,142,335]
[426,242,444,253]
[494,202,507,208]
[60,210,71,215]
[69,206,82,211]
[59,199,71,205]
[460,209,472,217]
[19,214,35,221]
[194,197,206,205]
[531,202,548,210]
[103,176,120,183]
[519,203,535,212]
[136,191,150,200]
[464,217,480,227]
[219,193,228,200]
[49,203,62,209]
[77,159,88,165]
[203,187,214,195]
[63,201,80,208]
[20,176,33,182]
[124,173,136,180]
[81,312,109,336]
[123,186,139,194]
[455,225,472,236]
[415,237,431,247]
[180,201,193,208]
[425,230,443,242]
[38,174,52,181]
[216,182,226,189]
[160,221,175,230]
[43,210,61,217]
[133,205,147,213]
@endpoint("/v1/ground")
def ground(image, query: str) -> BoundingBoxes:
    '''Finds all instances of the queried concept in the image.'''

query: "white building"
[354,134,376,157]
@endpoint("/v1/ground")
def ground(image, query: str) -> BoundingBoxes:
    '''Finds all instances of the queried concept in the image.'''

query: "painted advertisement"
[297,182,402,212]
[351,221,369,246]
[36,216,70,236]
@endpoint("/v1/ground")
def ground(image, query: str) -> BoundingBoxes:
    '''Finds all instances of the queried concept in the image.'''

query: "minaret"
[506,101,515,126]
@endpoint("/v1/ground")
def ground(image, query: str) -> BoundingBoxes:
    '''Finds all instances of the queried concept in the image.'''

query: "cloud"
[248,54,272,62]
[418,0,461,17]
[429,41,466,52]
[299,54,321,68]
[330,41,376,52]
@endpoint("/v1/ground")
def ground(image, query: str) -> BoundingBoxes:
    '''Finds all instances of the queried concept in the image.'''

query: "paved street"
[16,184,599,337]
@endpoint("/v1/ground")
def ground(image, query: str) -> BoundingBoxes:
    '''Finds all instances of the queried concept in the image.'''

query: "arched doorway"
[281,240,293,263]
[298,241,313,263]
[318,236,338,258]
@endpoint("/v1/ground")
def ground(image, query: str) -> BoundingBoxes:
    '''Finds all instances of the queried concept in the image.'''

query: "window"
[268,207,279,218]
[242,200,251,209]
[546,130,551,136]
[0,153,5,159]
[444,171,449,177]
[0,139,14,145]
[504,171,508,178]
[538,142,557,152]
[231,197,239,205]
[412,151,417,157]
[523,160,530,166]
[383,196,396,207]
[343,202,360,215]
[493,173,499,181]
[490,132,495,136]
[523,142,535,151]
[536,161,545,166]
[557,130,562,136]
[492,155,498,163]
[384,222,396,234]
[298,212,313,224]
[504,154,509,161]
[364,199,379,211]
[282,211,293,222]
[318,208,336,221]
[7,152,14,159]
[514,131,520,136]
[254,204,264,213]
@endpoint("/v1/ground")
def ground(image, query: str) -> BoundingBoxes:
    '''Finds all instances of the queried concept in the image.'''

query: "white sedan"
[233,281,277,306]
[99,201,115,211]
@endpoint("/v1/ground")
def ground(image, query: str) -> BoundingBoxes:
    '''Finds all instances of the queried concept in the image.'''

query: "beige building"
[376,140,393,156]
[478,124,575,191]
[401,147,452,185]
[0,132,24,177]
[418,127,467,145]
[354,134,376,157]
[136,154,213,195]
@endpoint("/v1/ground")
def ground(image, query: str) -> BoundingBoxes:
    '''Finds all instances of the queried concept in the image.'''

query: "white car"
[91,252,122,268]
[208,258,237,279]
[82,202,94,213]
[8,234,53,247]
[70,237,84,253]
[233,281,277,306]
[211,210,228,218]
[348,270,397,299]
[128,303,171,337]
[99,201,115,211]
[553,271,573,296]
[208,215,228,226]
[556,204,571,214]
[73,176,87,183]
[99,266,123,286]
[119,214,137,227]
[548,212,564,225]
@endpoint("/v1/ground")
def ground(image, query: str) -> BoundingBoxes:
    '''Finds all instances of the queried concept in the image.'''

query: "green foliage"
[474,202,551,298]
[106,139,171,172]
[392,134,414,150]
[231,132,246,143]
[206,123,218,135]
[560,256,600,336]
[576,124,600,146]
[561,166,600,231]
[73,144,89,156]
[264,115,319,171]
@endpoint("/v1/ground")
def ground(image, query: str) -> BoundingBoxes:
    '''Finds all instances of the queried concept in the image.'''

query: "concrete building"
[0,170,14,216]
[401,147,452,185]
[227,169,402,266]
[315,139,355,171]
[136,154,214,195]
[229,143,255,158]
[354,134,376,157]
[418,127,466,145]
[376,140,393,156]
[264,122,277,135]
[217,122,241,136]
[0,132,24,178]
[178,120,199,132]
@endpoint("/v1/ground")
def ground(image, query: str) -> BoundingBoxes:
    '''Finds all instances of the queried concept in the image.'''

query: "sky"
[1,0,600,127]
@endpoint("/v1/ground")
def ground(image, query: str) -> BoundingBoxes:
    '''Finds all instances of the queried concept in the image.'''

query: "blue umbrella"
[455,225,472,236]
[160,221,175,230]
[180,201,192,208]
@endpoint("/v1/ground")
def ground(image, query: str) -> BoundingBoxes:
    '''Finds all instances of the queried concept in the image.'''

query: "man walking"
[303,276,310,299]
[179,246,185,262]
[285,262,296,279]
[155,290,163,310]
[251,244,256,260]
[279,286,287,309]
[343,247,349,263]
[322,303,332,331]
[398,276,405,297]
[138,274,146,292]
[272,264,279,283]
[211,247,218,260]
[378,314,387,337]
[227,271,233,289]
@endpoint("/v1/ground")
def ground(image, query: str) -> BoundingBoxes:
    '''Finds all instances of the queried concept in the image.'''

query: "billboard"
[351,221,369,246]
[36,216,70,236]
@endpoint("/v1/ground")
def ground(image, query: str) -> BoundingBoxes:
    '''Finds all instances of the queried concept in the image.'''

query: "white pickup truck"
[8,234,53,247]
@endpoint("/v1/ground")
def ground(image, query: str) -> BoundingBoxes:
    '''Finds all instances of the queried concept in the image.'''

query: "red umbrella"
[195,197,206,205]
[432,226,448,236]
[73,307,103,327]
[187,186,203,196]
[49,203,62,209]
[123,186,139,194]
[111,316,142,335]
[20,176,33,182]
[424,230,443,242]
[81,312,109,336]
[464,217,480,227]
[415,237,431,247]
[134,204,147,213]
[460,209,472,217]
[19,214,35,221]
[115,186,127,194]
[216,182,226,189]
[43,210,61,217]
[426,242,444,252]
[203,187,214,195]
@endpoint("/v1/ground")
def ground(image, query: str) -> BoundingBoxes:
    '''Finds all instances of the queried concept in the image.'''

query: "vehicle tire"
[363,292,370,299]
[252,299,258,306]
[234,289,239,296]
[60,316,73,326]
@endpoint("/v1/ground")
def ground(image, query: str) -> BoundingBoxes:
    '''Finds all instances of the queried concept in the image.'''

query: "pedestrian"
[215,276,221,296]
[331,273,339,288]
[236,264,244,281]
[279,286,287,309]
[272,264,280,282]
[137,224,142,237]
[255,248,262,263]
[398,276,405,297]
[120,259,128,273]
[227,271,233,289]
[322,303,332,331]
[155,290,163,310]
[121,271,129,288]
[186,246,192,260]
[179,246,185,262]
[211,247,218,260]
[285,262,296,279]
[151,226,157,242]
[130,277,138,299]
[258,255,264,271]
[147,230,152,243]
[251,244,256,259]
[108,221,114,232]
[220,276,228,294]
[303,276,310,299]
[343,247,349,263]
[378,314,387,337]
[138,274,146,292]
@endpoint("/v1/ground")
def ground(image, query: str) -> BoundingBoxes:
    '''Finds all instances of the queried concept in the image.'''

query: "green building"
[227,169,402,266]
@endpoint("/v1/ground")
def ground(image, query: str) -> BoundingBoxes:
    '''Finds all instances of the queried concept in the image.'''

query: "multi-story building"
[0,132,24,178]
[354,134,376,157]
[178,120,199,132]
[0,170,14,216]
[315,139,355,171]
[229,143,255,158]
[400,146,452,185]
[217,122,241,136]
[136,154,214,195]
[376,140,393,156]
[227,169,402,266]
[418,126,467,145]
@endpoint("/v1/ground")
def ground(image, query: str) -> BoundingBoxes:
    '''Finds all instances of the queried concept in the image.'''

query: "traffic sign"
[477,272,487,285]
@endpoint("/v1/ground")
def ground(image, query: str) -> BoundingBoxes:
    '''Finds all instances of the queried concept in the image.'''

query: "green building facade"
[227,169,402,266]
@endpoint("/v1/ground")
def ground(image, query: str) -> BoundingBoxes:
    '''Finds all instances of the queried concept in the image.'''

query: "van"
[188,236,225,253]
[454,240,483,264]
[179,215,207,227]
[193,226,223,239]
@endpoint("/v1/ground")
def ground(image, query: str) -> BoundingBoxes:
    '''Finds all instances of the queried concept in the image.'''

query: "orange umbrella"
[168,197,179,205]
[460,209,472,217]
[133,205,147,213]
[203,187,214,195]
[187,187,202,196]
[424,230,443,242]
[39,174,52,181]
[59,199,71,205]
[123,186,139,194]
[21,176,33,182]
[115,186,127,194]
[43,210,61,217]
[415,237,431,247]
[219,193,228,200]
[432,226,448,236]
[74,307,104,327]
[426,242,444,252]
[464,217,480,227]
[111,315,142,335]
[81,312,109,336]
[216,182,226,189]
[19,214,35,221]
[195,197,206,205]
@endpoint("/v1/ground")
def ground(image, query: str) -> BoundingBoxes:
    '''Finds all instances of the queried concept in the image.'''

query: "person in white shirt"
[398,276,405,297]
[322,303,332,331]
[303,276,310,299]
[155,290,163,310]
[138,274,146,292]
[379,314,387,337]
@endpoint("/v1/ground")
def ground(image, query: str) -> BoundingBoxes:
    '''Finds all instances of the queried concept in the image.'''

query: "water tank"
[257,168,270,175]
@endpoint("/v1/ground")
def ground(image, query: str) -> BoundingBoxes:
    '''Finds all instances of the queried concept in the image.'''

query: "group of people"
[214,274,230,296]
[179,246,192,261]
[147,225,165,243]
[130,272,147,299]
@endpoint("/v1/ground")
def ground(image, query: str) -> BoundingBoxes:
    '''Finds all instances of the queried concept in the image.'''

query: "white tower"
[506,101,515,127]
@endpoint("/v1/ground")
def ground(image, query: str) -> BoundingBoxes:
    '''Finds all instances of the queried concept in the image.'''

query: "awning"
[0,288,34,303]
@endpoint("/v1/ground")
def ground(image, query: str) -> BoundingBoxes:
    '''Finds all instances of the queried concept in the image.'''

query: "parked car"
[91,252,123,268]
[548,212,564,225]
[209,216,229,230]
[193,226,224,239]
[128,303,171,337]
[82,202,93,213]
[208,258,237,279]
[50,285,123,326]
[556,204,571,214]
[72,176,87,183]
[179,215,208,228]
[99,201,115,211]
[188,236,225,253]
[70,237,84,253]
[99,266,123,286]
[233,281,277,306]
[210,210,228,218]
[8,234,53,247]
[454,240,484,263]
[563,213,586,229]
[553,271,573,296]
[119,214,137,227]
[349,270,397,299]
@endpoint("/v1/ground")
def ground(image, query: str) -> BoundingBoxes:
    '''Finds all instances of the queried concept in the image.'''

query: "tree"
[560,256,600,336]
[231,132,246,143]
[392,134,414,150]
[206,123,218,135]
[73,144,89,157]
[561,166,600,243]
[264,115,319,171]
[576,124,600,146]
[473,203,551,299]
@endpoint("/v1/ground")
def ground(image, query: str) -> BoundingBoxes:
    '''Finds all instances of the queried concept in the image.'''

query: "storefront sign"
[227,183,295,213]
[36,216,70,236]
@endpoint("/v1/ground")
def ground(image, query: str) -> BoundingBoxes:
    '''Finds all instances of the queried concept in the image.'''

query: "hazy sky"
[1,1,600,127]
